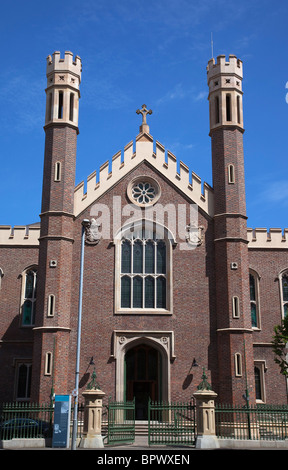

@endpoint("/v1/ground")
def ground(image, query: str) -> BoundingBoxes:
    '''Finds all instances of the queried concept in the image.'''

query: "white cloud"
[156,84,207,106]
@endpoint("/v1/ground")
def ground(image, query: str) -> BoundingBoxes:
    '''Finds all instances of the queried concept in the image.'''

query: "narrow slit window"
[226,94,231,121]
[47,294,55,317]
[69,93,74,121]
[228,164,235,184]
[54,162,61,182]
[215,96,220,124]
[45,352,53,375]
[232,296,240,318]
[235,353,242,377]
[48,93,53,121]
[237,95,241,124]
[58,91,63,119]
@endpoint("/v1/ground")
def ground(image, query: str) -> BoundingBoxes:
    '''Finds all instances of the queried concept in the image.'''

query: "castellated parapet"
[0,225,40,245]
[73,133,214,217]
[46,51,82,84]
[247,227,288,249]
[207,54,243,83]
[1,223,287,248]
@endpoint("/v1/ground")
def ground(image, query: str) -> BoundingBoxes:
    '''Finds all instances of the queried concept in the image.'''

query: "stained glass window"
[145,276,154,308]
[120,236,167,310]
[121,241,131,273]
[22,269,37,326]
[121,276,131,308]
[282,274,288,318]
[156,277,166,309]
[282,275,288,302]
[145,241,154,274]
[249,272,258,328]
[131,181,156,205]
[133,276,143,308]
[133,241,143,273]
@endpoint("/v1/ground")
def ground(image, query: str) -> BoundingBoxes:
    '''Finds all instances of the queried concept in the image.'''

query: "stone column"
[80,375,105,449]
[193,369,219,449]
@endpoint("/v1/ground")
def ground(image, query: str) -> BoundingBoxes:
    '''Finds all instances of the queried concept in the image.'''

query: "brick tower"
[207,55,255,404]
[31,52,82,401]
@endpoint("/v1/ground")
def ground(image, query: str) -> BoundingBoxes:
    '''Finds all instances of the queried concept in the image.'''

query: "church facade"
[0,51,288,414]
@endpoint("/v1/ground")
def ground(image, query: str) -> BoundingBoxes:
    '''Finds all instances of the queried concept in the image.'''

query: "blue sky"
[0,0,287,231]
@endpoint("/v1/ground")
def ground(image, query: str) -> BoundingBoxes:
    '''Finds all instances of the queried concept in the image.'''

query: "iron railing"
[215,403,288,441]
[0,401,85,441]
[148,399,196,446]
[106,398,135,445]
[70,401,85,440]
[0,402,54,440]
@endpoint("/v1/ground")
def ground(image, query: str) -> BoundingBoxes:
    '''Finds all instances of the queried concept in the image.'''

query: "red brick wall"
[248,248,288,404]
[0,246,39,401]
[66,162,217,406]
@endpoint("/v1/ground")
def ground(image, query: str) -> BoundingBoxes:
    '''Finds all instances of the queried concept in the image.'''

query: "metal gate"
[148,399,196,446]
[106,398,135,445]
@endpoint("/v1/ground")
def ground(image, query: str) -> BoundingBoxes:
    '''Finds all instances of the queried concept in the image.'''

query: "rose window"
[131,181,156,205]
[127,176,161,207]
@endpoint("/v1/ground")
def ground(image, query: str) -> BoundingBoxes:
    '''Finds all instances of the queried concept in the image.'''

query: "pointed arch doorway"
[112,330,174,420]
[125,344,161,420]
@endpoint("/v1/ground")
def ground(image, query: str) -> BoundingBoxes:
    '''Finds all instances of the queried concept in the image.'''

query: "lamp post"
[71,219,90,450]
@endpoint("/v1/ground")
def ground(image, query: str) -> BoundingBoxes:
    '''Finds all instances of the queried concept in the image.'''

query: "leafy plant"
[272,315,288,376]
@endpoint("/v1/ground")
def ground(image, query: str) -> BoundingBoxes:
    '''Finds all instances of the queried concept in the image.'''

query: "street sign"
[52,395,71,448]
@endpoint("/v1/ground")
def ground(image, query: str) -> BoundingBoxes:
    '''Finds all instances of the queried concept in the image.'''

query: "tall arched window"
[280,270,288,318]
[21,267,37,326]
[0,268,3,289]
[115,220,173,313]
[254,362,266,403]
[250,270,260,328]
[16,362,32,400]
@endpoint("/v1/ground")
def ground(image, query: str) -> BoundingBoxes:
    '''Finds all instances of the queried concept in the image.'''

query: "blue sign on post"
[52,395,71,448]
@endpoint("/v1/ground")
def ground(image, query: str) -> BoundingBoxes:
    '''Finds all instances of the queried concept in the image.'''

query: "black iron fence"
[0,401,84,441]
[2,400,288,444]
[215,403,288,441]
[148,399,196,446]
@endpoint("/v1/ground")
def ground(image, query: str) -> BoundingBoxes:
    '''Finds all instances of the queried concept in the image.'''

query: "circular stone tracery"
[127,176,161,207]
[132,181,156,204]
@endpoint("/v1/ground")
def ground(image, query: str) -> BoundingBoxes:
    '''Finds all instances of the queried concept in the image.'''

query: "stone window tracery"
[114,220,173,314]
[127,176,161,207]
[21,267,37,326]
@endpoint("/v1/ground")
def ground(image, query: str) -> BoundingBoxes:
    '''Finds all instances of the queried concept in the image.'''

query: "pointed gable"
[74,130,214,217]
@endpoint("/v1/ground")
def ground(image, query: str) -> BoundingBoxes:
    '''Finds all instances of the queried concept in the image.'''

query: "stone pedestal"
[193,388,219,449]
[80,388,105,449]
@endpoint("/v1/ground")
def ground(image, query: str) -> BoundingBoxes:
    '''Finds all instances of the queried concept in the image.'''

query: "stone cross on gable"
[136,104,152,134]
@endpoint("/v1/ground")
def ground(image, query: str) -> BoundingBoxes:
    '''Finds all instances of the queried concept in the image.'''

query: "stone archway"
[111,330,175,410]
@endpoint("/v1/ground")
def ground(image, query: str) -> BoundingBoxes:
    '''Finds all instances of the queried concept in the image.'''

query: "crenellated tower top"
[207,54,243,131]
[46,50,82,77]
[45,51,82,128]
[207,54,243,81]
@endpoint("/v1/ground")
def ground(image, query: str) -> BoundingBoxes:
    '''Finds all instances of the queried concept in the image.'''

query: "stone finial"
[197,367,212,391]
[136,104,152,134]
[87,368,101,390]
